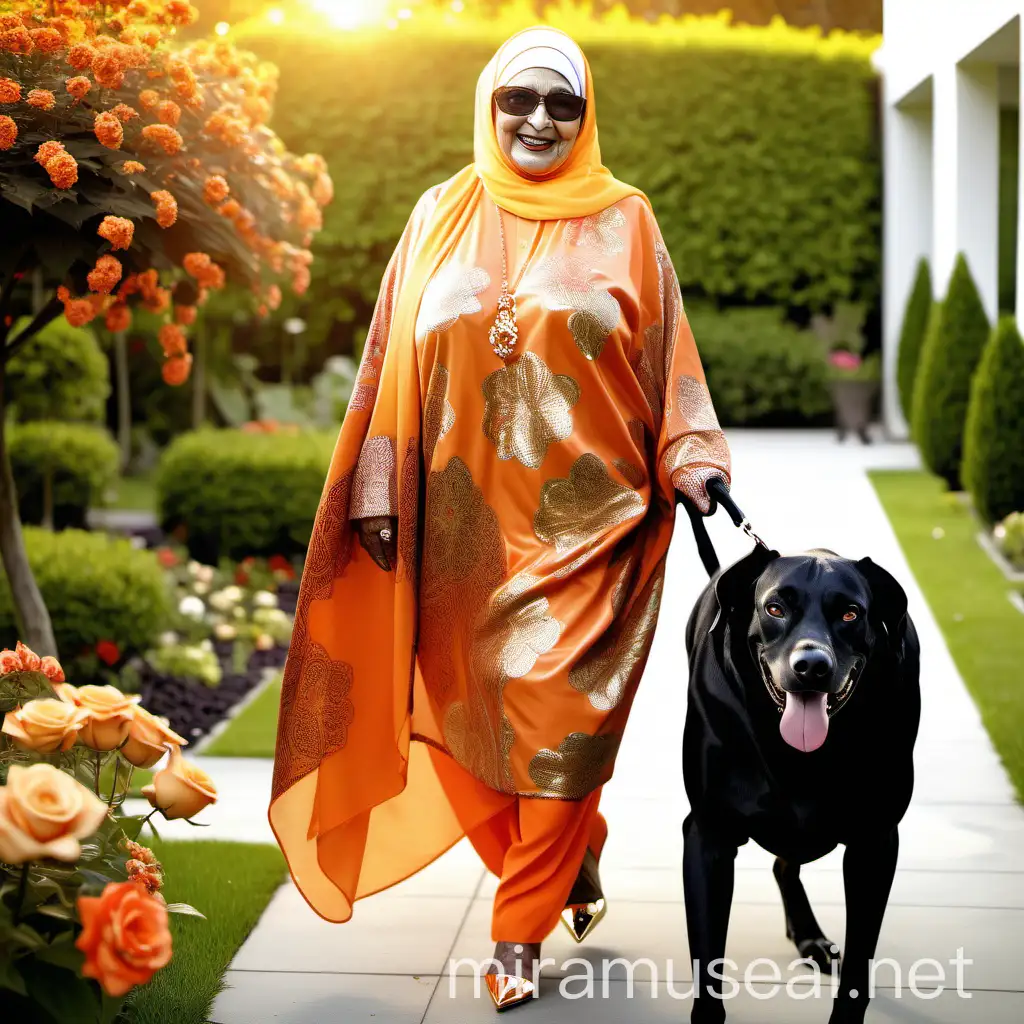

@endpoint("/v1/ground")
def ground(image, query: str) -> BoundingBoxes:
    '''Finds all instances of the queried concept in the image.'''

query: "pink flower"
[829,350,862,372]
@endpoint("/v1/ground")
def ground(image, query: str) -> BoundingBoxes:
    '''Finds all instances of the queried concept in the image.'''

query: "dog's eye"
[766,602,785,618]
[842,607,859,622]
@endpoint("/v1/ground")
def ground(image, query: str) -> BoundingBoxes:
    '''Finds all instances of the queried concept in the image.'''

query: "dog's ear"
[710,544,779,635]
[855,557,909,659]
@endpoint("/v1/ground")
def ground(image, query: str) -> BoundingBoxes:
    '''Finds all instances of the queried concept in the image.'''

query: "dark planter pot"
[830,379,879,444]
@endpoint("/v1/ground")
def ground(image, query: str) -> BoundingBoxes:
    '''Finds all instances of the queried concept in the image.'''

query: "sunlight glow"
[267,7,285,25]
[310,0,389,31]
[214,21,230,35]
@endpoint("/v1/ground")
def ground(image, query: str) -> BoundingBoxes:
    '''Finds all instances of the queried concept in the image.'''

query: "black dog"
[682,544,921,1024]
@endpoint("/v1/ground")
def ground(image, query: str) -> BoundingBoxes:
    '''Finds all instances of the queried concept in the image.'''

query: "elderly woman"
[269,25,731,1011]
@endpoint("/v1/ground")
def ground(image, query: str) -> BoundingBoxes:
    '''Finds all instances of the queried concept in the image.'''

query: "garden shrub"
[911,254,991,489]
[235,9,880,359]
[896,258,933,422]
[687,304,832,426]
[962,316,1024,524]
[0,528,169,673]
[157,429,336,562]
[3,316,110,424]
[8,422,119,529]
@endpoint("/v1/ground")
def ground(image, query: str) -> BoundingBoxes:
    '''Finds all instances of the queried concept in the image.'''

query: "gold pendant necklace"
[488,199,537,360]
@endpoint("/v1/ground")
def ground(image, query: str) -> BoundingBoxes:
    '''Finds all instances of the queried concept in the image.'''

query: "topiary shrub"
[157,429,336,563]
[8,422,119,529]
[0,528,169,678]
[911,254,991,489]
[962,316,1024,524]
[686,304,833,427]
[896,258,933,422]
[3,317,110,424]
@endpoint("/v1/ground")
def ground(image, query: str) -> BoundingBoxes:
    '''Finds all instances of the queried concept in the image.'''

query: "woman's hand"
[676,468,730,517]
[356,516,398,572]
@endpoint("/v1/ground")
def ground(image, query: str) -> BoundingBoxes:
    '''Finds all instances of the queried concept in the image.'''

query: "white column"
[932,60,1000,321]
[883,101,933,439]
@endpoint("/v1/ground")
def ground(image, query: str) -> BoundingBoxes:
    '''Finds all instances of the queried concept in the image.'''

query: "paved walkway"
[173,429,1023,1023]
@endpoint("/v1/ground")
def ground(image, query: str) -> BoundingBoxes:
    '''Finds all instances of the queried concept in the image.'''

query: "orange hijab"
[388,26,653,362]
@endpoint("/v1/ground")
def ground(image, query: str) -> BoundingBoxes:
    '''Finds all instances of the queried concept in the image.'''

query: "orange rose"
[2,698,90,753]
[77,882,172,997]
[75,684,141,750]
[121,707,187,769]
[141,744,216,820]
[0,764,108,864]
[53,680,82,705]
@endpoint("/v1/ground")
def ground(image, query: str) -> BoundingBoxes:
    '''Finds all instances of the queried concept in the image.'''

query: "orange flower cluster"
[87,255,123,295]
[0,641,64,682]
[66,75,91,100]
[95,110,124,149]
[98,215,134,251]
[2,1,330,386]
[124,840,164,895]
[150,188,177,227]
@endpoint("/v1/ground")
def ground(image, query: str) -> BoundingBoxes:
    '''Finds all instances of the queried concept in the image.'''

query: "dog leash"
[685,476,769,578]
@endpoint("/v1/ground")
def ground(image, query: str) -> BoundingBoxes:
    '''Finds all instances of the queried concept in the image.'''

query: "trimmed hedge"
[0,528,169,672]
[963,316,1024,524]
[236,11,880,357]
[157,429,336,563]
[911,255,991,490]
[9,422,119,529]
[688,304,832,427]
[4,317,110,424]
[896,258,932,422]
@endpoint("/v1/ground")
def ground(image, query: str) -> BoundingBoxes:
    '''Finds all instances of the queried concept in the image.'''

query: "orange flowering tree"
[0,0,331,655]
[0,644,217,1018]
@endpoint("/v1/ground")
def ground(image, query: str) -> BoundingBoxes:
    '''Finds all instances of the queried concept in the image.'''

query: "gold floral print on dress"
[480,573,563,679]
[349,435,398,519]
[482,352,580,469]
[562,206,627,256]
[534,453,645,553]
[528,731,622,799]
[415,261,491,340]
[569,564,665,711]
[423,363,456,469]
[525,254,621,361]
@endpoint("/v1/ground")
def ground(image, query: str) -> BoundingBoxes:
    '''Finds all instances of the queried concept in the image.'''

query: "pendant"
[489,287,518,359]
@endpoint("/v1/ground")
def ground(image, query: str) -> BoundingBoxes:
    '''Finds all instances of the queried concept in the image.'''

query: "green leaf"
[0,956,28,997]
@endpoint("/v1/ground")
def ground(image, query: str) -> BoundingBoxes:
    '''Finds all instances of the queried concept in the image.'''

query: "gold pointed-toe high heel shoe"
[560,847,608,943]
[561,898,607,943]
[485,972,536,1012]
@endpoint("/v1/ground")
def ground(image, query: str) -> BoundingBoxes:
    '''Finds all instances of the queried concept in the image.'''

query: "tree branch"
[4,298,64,362]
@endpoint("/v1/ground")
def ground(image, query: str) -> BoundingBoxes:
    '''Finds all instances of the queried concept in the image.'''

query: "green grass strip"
[108,472,158,512]
[124,839,286,1024]
[869,469,1024,801]
[202,675,282,759]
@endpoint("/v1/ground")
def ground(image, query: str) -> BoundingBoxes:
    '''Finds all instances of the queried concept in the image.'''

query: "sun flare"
[309,0,390,31]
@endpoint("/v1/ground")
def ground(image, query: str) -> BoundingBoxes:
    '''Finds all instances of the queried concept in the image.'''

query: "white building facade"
[882,0,1023,437]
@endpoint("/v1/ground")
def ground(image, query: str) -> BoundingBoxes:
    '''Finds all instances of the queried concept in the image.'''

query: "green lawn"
[202,675,281,758]
[869,470,1024,801]
[123,839,286,1024]
[107,472,158,513]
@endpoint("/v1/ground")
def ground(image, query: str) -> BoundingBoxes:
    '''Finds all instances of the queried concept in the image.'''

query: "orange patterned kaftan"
[269,176,731,923]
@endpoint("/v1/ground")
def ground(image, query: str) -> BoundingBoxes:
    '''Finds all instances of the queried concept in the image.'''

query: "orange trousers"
[429,746,607,942]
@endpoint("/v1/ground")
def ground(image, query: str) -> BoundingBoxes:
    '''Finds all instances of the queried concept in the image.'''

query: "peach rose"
[2,698,90,753]
[76,685,141,751]
[0,764,108,864]
[76,881,172,997]
[121,707,187,769]
[140,745,216,820]
[53,681,82,705]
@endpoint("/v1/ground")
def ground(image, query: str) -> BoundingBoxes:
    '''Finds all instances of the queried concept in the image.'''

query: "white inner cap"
[495,29,585,97]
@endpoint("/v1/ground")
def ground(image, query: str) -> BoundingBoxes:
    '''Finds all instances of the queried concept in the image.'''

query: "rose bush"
[0,641,217,1020]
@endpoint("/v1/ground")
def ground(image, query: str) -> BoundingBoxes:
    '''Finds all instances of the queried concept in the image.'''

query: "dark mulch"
[138,642,288,745]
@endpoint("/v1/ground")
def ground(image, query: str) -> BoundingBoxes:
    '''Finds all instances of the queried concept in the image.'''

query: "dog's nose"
[789,644,835,683]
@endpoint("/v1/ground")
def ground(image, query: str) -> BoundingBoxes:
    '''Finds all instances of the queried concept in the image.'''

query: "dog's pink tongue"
[779,692,829,752]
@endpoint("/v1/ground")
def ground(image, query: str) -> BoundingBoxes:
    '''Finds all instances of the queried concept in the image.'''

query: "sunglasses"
[493,86,586,123]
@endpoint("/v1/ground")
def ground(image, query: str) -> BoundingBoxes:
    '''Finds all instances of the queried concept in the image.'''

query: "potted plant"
[812,303,881,444]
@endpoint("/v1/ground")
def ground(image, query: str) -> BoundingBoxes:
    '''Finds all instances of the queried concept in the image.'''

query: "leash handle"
[706,477,769,551]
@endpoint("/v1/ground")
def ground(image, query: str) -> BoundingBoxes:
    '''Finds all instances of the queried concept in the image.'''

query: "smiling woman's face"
[494,67,583,175]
